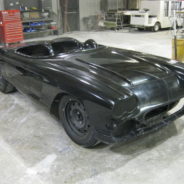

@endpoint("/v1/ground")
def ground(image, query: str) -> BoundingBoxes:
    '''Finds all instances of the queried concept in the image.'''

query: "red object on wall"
[0,10,24,44]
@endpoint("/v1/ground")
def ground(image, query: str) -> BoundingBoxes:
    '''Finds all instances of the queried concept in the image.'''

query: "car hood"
[74,47,173,84]
[70,47,183,111]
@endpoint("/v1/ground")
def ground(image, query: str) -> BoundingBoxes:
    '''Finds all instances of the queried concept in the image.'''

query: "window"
[52,41,79,55]
[164,1,169,17]
[17,45,51,57]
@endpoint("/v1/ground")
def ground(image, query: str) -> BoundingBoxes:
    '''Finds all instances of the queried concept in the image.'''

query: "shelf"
[23,23,51,28]
[23,29,54,35]
[21,10,43,12]
[22,18,53,23]
[23,29,56,39]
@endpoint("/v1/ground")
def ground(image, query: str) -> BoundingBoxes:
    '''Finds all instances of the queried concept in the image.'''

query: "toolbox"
[0,10,24,44]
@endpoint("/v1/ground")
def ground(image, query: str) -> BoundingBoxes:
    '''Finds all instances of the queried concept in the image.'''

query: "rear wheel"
[152,23,160,32]
[59,96,98,148]
[0,66,16,94]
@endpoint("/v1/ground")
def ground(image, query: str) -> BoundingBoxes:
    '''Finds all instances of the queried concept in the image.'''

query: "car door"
[4,43,53,100]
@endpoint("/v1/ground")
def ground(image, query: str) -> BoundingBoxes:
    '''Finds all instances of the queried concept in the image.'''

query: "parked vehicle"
[100,9,138,29]
[131,0,184,31]
[1,37,184,148]
[102,10,124,29]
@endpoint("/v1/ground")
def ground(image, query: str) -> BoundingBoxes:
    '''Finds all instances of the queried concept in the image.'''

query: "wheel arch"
[50,89,115,120]
[50,92,68,119]
[48,76,120,120]
[155,21,161,28]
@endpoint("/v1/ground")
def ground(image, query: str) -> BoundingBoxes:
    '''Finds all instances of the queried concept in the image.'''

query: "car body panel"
[1,37,184,144]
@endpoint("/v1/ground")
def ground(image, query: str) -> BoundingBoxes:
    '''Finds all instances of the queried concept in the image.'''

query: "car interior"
[51,40,81,55]
[16,39,99,57]
[17,44,51,57]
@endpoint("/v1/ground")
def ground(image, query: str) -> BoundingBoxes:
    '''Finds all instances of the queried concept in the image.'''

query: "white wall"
[52,0,58,14]
[107,0,138,10]
[108,0,124,10]
[79,0,101,18]
[0,0,4,10]
[79,0,101,30]
[140,0,161,15]
[128,0,139,9]
[52,0,62,33]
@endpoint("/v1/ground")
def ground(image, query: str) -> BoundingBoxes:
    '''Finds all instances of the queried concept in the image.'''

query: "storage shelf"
[21,10,43,12]
[23,29,54,35]
[22,18,53,23]
[23,23,51,28]
[21,10,56,39]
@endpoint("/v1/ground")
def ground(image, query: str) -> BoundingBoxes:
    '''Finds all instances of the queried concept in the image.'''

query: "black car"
[0,37,184,148]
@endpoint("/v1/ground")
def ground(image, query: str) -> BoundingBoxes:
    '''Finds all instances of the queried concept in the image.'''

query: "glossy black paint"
[1,37,184,144]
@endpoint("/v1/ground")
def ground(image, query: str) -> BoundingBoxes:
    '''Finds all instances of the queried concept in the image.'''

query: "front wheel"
[59,96,99,148]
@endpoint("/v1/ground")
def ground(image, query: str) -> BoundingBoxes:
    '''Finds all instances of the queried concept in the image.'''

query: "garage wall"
[107,0,139,10]
[3,0,52,10]
[52,0,58,14]
[19,0,39,8]
[21,0,52,10]
[129,0,139,9]
[79,0,139,31]
[79,0,101,31]
[0,0,4,10]
[108,0,125,10]
[52,0,62,33]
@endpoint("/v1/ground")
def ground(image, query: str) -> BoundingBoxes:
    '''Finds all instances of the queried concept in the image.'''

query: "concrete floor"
[1,30,184,184]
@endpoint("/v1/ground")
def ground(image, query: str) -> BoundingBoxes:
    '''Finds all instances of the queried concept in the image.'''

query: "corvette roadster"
[1,37,184,148]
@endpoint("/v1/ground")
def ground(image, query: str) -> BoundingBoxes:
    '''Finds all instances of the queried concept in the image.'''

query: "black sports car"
[0,37,184,148]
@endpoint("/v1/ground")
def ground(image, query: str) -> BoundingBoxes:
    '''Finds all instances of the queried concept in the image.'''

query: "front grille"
[145,114,165,128]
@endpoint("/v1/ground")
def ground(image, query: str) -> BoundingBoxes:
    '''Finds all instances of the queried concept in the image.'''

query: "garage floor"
[1,30,184,184]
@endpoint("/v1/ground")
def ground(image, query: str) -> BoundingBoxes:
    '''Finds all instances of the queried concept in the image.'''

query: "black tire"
[0,67,15,94]
[59,95,98,148]
[152,23,160,32]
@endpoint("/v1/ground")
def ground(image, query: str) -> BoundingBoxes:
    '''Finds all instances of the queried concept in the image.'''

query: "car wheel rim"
[65,100,90,136]
[155,24,159,31]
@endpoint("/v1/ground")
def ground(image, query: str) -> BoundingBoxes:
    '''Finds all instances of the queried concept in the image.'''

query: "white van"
[130,0,184,31]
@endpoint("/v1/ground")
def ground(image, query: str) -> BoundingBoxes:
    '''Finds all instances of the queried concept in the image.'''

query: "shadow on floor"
[109,122,179,155]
